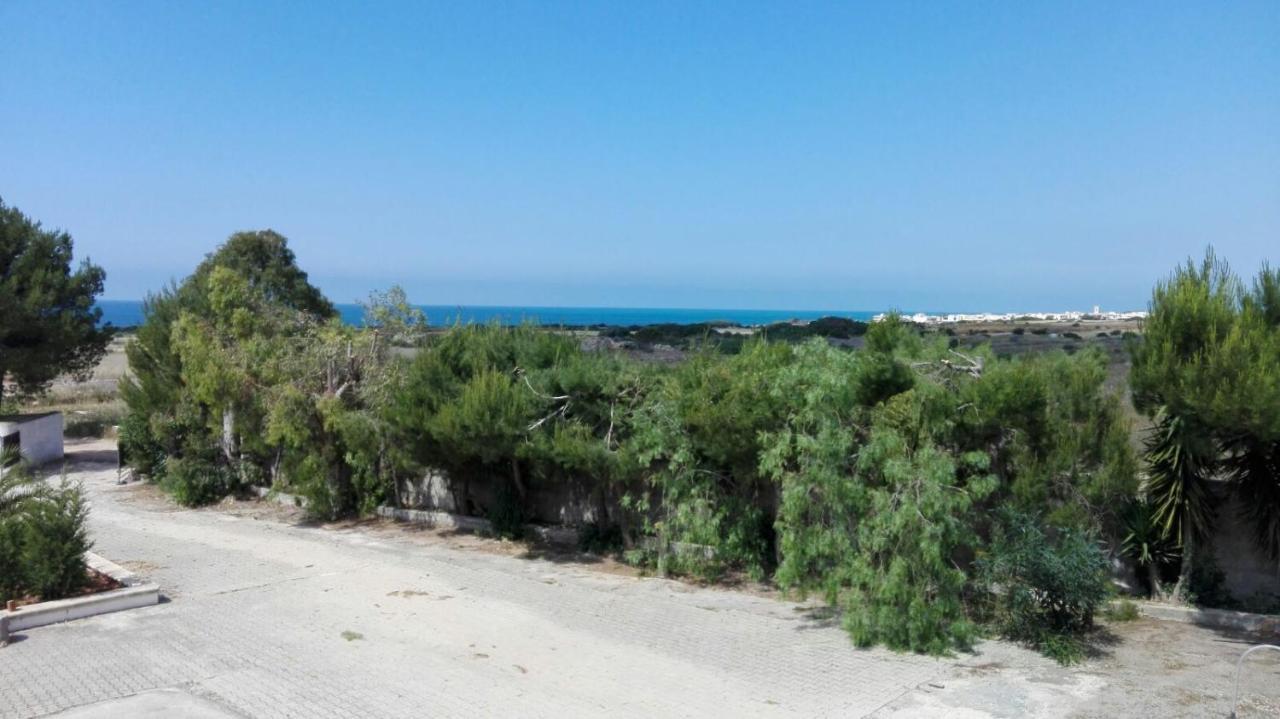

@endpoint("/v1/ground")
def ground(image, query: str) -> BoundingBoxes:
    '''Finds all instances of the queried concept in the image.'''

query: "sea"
[94,300,887,329]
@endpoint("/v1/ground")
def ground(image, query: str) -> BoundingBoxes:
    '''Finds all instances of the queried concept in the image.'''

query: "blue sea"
[94,300,886,328]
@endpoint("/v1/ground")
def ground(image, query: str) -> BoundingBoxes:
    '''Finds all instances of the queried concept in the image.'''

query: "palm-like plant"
[1142,408,1218,599]
[1121,497,1179,597]
[2,446,44,601]
[0,446,46,519]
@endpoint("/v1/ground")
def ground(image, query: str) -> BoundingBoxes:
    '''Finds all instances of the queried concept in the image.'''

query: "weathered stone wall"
[1210,485,1280,600]
[394,469,601,527]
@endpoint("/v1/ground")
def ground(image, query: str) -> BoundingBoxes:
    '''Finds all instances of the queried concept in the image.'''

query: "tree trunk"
[595,484,611,528]
[619,514,635,550]
[270,447,283,488]
[1147,562,1163,599]
[1170,530,1194,602]
[511,458,527,500]
[221,406,238,464]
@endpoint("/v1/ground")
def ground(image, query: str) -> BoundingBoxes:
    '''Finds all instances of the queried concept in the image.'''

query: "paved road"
[0,442,954,718]
[1,441,1275,718]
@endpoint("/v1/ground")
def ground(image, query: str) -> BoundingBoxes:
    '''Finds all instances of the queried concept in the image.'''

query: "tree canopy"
[0,198,111,404]
[1129,250,1280,596]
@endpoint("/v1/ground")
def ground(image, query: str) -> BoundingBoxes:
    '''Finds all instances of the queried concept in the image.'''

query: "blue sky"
[2,1,1277,312]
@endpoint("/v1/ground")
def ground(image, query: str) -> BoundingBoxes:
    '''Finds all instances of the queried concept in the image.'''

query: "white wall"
[0,412,64,467]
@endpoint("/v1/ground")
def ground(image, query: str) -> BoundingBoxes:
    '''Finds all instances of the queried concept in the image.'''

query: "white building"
[0,412,65,468]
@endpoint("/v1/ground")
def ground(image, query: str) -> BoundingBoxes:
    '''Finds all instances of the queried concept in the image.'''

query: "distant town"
[874,307,1148,325]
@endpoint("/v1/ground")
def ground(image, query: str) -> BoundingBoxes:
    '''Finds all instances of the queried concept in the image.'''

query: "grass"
[1102,599,1141,622]
[11,377,126,440]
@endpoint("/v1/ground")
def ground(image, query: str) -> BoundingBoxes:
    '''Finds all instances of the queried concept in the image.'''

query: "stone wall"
[394,469,602,527]
[1210,485,1280,600]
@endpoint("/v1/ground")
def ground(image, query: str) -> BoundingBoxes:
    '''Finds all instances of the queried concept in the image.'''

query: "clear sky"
[2,2,1277,312]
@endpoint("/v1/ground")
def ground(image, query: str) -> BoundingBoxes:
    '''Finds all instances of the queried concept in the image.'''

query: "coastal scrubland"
[107,230,1161,663]
[13,224,1274,665]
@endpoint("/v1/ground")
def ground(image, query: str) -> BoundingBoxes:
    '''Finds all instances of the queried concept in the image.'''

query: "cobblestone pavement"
[1,441,1277,718]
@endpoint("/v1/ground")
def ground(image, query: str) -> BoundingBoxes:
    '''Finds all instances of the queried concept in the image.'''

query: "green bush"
[977,509,1111,663]
[1102,599,1140,622]
[1187,550,1234,608]
[0,517,25,600]
[117,409,168,478]
[20,483,93,600]
[486,475,526,539]
[0,472,93,603]
[162,454,237,507]
[577,522,623,554]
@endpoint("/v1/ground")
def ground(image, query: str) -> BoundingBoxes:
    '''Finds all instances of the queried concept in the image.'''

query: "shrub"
[977,509,1111,663]
[839,435,993,654]
[0,517,25,600]
[1012,327,1025,335]
[577,522,623,554]
[486,475,526,539]
[20,483,92,600]
[1102,599,1140,622]
[1187,550,1233,608]
[162,454,237,507]
[117,410,168,478]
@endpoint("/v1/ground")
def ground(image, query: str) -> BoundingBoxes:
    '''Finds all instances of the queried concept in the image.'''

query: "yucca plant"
[1121,497,1179,597]
[1141,408,1218,599]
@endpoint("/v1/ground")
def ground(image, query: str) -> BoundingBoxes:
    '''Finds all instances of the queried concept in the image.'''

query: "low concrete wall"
[376,506,491,532]
[1137,601,1280,636]
[1,552,159,634]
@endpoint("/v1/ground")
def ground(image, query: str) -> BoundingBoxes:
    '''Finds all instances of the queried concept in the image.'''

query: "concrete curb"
[1,552,160,633]
[376,505,492,533]
[1136,601,1280,635]
[375,505,580,547]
